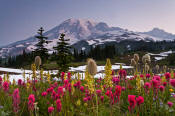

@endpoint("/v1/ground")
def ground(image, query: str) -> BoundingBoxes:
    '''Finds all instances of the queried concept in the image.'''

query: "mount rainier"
[0,18,175,58]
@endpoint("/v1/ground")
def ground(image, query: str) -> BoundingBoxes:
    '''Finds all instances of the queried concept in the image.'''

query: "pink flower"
[51,91,57,100]
[80,86,84,92]
[76,81,81,88]
[114,85,122,103]
[83,97,88,102]
[56,99,62,112]
[105,90,112,97]
[140,74,144,78]
[144,82,151,89]
[73,83,77,87]
[18,79,22,86]
[50,82,58,88]
[100,96,104,102]
[128,95,136,111]
[112,77,120,85]
[32,86,37,92]
[136,96,144,106]
[146,74,150,78]
[151,79,160,88]
[64,79,69,85]
[122,87,126,91]
[57,86,64,95]
[61,72,65,81]
[0,76,2,85]
[112,70,115,75]
[167,101,173,107]
[67,72,71,80]
[47,87,54,93]
[163,82,167,87]
[87,96,91,101]
[115,85,122,96]
[42,92,47,97]
[159,85,165,92]
[105,90,114,104]
[119,69,127,78]
[170,79,175,87]
[165,72,171,81]
[68,83,72,93]
[153,76,161,82]
[13,88,20,113]
[96,89,102,96]
[28,94,35,111]
[48,106,54,114]
[3,81,9,92]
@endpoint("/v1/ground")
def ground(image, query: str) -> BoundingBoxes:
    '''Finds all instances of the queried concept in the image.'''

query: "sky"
[0,0,175,46]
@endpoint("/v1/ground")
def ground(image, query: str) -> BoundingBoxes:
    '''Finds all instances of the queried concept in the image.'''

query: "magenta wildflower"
[42,91,47,97]
[57,86,64,95]
[64,79,69,85]
[0,76,2,85]
[80,86,84,92]
[165,72,171,81]
[146,74,150,78]
[136,96,144,106]
[167,101,173,107]
[170,79,175,87]
[18,79,22,86]
[151,79,160,88]
[100,96,104,102]
[163,82,167,87]
[3,81,9,92]
[144,82,151,89]
[47,87,54,93]
[48,106,54,114]
[96,89,102,96]
[67,72,71,80]
[13,88,20,113]
[51,90,57,100]
[56,99,62,112]
[140,74,144,78]
[83,97,88,102]
[28,94,35,111]
[61,72,65,81]
[159,85,165,92]
[128,95,136,111]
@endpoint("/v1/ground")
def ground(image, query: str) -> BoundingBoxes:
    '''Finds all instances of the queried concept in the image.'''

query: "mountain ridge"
[0,18,175,58]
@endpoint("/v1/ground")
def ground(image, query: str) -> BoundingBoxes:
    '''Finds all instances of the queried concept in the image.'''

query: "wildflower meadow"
[0,55,175,116]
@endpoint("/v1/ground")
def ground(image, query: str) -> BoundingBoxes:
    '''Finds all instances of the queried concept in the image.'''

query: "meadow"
[0,54,175,116]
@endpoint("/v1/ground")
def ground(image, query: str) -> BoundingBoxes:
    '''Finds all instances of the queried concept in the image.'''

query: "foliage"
[34,27,49,62]
[1,59,175,115]
[54,33,73,74]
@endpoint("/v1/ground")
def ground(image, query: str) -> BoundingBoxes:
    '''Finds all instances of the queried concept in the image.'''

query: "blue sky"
[0,0,175,46]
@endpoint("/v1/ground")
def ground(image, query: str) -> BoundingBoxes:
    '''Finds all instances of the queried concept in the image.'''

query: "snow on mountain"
[142,28,175,40]
[1,19,175,58]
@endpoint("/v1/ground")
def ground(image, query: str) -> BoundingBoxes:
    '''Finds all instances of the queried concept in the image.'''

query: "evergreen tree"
[34,27,49,62]
[54,33,73,74]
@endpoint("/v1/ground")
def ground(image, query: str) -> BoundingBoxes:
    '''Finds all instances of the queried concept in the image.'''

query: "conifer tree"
[54,33,72,74]
[35,27,49,62]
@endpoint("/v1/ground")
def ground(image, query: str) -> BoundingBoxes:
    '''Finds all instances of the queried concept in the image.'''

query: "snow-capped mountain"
[142,28,175,40]
[0,18,174,58]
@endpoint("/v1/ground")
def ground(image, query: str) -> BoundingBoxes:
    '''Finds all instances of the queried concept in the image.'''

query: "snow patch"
[16,44,24,48]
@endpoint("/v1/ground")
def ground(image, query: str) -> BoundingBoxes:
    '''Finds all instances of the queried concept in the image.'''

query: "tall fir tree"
[54,33,72,74]
[35,27,49,62]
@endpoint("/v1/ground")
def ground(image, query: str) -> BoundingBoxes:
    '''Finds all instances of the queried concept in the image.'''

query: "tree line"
[2,27,175,70]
